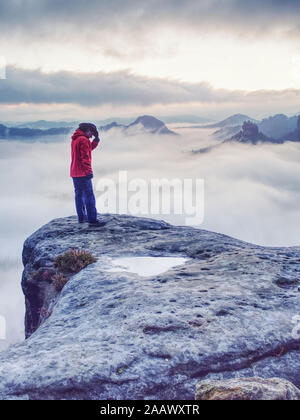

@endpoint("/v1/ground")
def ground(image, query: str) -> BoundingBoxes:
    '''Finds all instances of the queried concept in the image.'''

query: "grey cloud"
[1,0,300,43]
[0,66,299,107]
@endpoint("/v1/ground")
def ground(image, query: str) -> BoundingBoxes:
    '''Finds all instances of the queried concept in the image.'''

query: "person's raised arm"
[91,136,100,150]
[91,128,100,150]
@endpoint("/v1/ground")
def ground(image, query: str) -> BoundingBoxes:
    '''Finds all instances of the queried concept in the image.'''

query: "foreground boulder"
[0,214,299,400]
[195,377,300,400]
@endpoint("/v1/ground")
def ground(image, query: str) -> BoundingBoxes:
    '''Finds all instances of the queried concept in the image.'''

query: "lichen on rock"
[195,377,300,400]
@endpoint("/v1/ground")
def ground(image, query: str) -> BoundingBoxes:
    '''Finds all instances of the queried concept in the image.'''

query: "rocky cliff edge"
[0,214,299,400]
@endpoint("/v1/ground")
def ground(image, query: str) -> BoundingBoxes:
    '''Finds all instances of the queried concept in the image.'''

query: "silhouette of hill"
[205,114,257,129]
[0,123,71,139]
[282,115,300,141]
[99,115,177,135]
[227,121,277,144]
[258,114,298,139]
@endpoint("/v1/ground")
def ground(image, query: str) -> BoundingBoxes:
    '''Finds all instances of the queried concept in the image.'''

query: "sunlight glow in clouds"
[2,32,299,91]
[1,1,300,119]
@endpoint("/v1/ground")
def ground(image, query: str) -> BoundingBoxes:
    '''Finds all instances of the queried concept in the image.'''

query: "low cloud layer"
[1,127,300,349]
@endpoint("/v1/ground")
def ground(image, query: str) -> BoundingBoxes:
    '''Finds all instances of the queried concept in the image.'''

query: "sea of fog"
[1,124,300,350]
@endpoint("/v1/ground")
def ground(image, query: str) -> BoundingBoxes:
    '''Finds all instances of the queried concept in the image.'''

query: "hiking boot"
[78,215,88,224]
[88,220,107,228]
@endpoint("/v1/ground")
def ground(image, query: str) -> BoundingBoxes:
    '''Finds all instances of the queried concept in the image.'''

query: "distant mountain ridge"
[283,116,300,141]
[211,113,300,142]
[15,120,78,130]
[227,116,300,144]
[12,118,134,129]
[227,121,273,144]
[205,114,257,129]
[99,115,177,135]
[0,123,71,139]
[193,117,300,154]
[3,113,299,141]
[258,114,298,139]
[0,115,177,139]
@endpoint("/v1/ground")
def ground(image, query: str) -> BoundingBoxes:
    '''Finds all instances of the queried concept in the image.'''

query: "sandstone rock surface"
[195,377,300,400]
[0,214,299,400]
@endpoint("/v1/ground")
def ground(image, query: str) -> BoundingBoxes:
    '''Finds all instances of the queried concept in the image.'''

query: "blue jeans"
[72,176,98,223]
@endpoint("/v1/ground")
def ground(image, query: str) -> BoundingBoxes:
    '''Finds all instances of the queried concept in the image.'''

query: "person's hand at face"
[92,128,99,141]
[85,129,93,139]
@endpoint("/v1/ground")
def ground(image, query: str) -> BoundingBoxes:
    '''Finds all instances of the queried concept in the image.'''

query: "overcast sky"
[1,0,300,121]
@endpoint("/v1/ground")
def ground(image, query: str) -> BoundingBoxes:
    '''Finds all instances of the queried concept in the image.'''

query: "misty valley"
[1,113,300,352]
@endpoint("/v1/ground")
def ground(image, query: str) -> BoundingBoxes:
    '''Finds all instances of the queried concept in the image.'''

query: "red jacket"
[70,129,100,177]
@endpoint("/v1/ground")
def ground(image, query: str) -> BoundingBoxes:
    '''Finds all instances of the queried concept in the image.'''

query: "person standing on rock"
[70,123,106,227]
